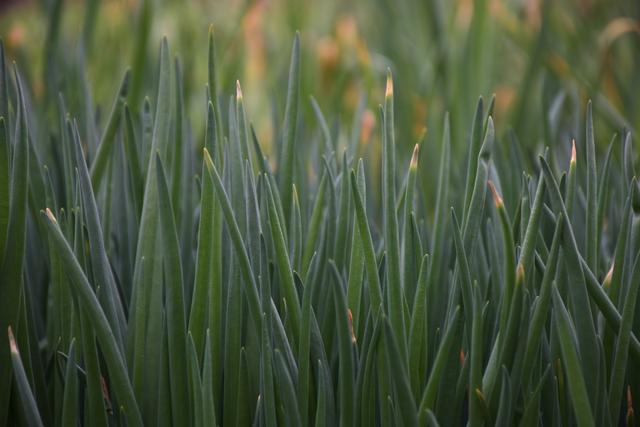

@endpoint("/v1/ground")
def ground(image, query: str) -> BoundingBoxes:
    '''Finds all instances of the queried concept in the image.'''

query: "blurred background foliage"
[0,0,639,210]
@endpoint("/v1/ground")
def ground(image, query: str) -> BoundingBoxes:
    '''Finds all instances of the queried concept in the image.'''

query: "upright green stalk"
[382,71,407,362]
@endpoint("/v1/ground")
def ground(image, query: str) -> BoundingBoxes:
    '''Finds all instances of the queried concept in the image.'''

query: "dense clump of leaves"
[1,12,640,427]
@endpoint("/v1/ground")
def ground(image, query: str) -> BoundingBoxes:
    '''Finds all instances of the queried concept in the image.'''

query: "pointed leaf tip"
[7,326,17,355]
[571,139,577,165]
[487,180,503,208]
[45,208,58,224]
[385,71,393,98]
[604,264,613,288]
[410,144,419,170]
[236,80,243,100]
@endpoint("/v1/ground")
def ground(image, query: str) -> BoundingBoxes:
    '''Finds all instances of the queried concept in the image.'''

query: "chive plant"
[1,24,639,427]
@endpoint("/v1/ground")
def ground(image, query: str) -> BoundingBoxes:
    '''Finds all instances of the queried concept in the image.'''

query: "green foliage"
[1,1,640,425]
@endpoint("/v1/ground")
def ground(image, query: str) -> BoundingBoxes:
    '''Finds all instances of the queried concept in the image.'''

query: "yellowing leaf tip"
[487,180,503,208]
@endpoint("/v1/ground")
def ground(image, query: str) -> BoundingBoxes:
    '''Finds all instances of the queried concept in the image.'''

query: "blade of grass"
[382,72,407,362]
[274,349,302,426]
[155,154,189,425]
[41,209,142,426]
[382,315,418,427]
[469,283,484,427]
[202,330,218,427]
[462,98,484,218]
[8,327,43,427]
[518,175,545,277]
[409,255,429,399]
[330,261,355,426]
[301,173,327,276]
[540,156,599,398]
[130,39,172,419]
[427,113,450,329]
[189,149,215,359]
[350,169,383,314]
[171,58,185,223]
[0,69,29,425]
[78,306,107,427]
[203,149,261,329]
[450,209,473,322]
[265,178,301,346]
[315,360,328,427]
[90,70,130,188]
[488,181,515,337]
[495,367,512,427]
[418,306,462,422]
[260,311,277,427]
[402,143,420,302]
[347,161,366,335]
[122,105,144,217]
[584,101,598,271]
[70,119,126,350]
[279,32,301,223]
[61,340,77,427]
[521,213,564,388]
[187,333,203,427]
[552,286,595,427]
[608,253,640,420]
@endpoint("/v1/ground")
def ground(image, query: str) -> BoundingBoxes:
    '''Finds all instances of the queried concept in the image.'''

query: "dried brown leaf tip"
[385,72,393,98]
[8,326,18,355]
[570,139,577,166]
[410,143,419,170]
[45,207,58,224]
[487,180,503,209]
[603,264,614,289]
[236,80,243,101]
[347,309,356,343]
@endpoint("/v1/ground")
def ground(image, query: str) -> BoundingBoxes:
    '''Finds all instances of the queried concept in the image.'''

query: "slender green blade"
[521,214,564,388]
[552,286,595,427]
[189,151,215,359]
[0,69,29,425]
[330,261,355,426]
[130,39,172,421]
[265,178,301,345]
[274,349,302,426]
[70,119,126,350]
[382,315,418,427]
[41,210,142,426]
[90,70,130,188]
[350,169,382,314]
[418,306,462,421]
[408,254,429,399]
[203,149,261,329]
[61,340,77,427]
[608,253,640,420]
[155,154,189,425]
[584,101,598,271]
[279,32,301,223]
[382,72,407,361]
[8,327,43,427]
[469,284,483,427]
